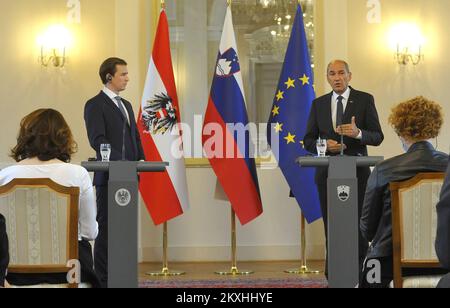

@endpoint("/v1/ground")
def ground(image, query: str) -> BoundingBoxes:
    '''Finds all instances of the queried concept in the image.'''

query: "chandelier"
[238,0,315,63]
[259,0,277,8]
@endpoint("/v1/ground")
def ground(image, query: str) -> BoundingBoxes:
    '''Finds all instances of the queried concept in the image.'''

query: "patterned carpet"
[139,277,328,288]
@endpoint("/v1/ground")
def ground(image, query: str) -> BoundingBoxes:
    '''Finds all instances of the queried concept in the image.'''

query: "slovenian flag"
[202,5,263,225]
[137,9,190,225]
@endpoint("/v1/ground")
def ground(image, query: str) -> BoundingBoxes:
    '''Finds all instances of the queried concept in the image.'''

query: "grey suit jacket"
[361,142,448,259]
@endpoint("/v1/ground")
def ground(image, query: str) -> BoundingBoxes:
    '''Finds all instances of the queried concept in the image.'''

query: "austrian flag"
[137,9,189,225]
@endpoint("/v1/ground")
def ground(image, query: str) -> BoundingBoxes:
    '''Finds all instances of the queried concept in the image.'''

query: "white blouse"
[0,162,98,241]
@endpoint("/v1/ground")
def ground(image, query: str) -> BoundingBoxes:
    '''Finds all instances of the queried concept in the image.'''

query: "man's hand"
[327,139,347,153]
[336,116,361,139]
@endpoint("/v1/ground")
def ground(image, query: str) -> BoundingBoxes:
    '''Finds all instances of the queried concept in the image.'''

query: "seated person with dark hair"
[360,96,449,288]
[0,214,9,288]
[0,109,99,288]
[436,159,450,288]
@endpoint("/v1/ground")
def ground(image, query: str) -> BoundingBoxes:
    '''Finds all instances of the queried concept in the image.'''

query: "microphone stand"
[122,118,127,161]
[336,124,344,156]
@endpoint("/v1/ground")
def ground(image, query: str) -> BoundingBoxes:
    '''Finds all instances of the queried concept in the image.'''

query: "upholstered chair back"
[0,179,79,288]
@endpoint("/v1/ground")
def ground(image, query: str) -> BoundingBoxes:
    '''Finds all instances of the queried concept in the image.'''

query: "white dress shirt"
[103,87,130,124]
[331,87,362,140]
[0,162,98,241]
[331,87,351,129]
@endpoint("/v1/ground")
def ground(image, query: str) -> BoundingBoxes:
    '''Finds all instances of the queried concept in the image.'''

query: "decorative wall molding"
[67,0,81,24]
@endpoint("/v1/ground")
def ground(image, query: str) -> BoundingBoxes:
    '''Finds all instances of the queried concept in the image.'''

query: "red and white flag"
[137,9,189,225]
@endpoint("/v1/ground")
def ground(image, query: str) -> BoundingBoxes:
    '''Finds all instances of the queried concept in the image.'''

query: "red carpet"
[139,277,328,288]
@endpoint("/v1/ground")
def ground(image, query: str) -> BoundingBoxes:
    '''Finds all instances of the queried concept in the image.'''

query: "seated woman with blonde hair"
[359,96,449,288]
[0,109,99,287]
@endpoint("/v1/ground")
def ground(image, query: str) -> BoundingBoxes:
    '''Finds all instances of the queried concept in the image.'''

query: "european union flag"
[267,4,321,223]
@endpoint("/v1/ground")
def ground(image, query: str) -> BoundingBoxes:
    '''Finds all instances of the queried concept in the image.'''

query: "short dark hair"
[10,109,77,163]
[99,57,127,84]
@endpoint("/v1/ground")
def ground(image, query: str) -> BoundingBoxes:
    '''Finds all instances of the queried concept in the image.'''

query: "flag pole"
[215,208,253,275]
[146,222,185,276]
[285,214,321,274]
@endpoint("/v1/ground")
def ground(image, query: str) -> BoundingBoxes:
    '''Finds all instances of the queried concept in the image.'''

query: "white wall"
[345,0,450,157]
[317,0,450,157]
[140,166,325,262]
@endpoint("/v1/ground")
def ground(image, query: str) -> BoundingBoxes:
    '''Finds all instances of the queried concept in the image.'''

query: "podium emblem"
[115,189,131,207]
[337,185,350,202]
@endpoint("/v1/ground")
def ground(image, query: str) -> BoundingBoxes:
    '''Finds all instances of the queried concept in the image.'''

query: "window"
[166,0,314,159]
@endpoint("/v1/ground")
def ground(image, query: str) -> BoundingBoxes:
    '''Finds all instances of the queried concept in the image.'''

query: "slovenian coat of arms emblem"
[337,185,350,202]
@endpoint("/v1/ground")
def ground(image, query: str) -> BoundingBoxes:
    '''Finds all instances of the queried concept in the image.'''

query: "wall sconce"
[37,25,72,68]
[389,23,425,65]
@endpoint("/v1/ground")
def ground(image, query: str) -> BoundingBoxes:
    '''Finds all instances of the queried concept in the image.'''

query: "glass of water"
[100,144,111,162]
[316,138,327,157]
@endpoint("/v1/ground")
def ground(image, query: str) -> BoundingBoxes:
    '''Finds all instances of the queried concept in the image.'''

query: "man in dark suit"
[84,57,145,288]
[303,60,384,277]
[0,214,9,288]
[436,158,450,288]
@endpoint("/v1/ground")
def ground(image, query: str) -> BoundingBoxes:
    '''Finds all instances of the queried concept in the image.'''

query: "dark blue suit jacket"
[434,156,450,288]
[84,91,145,186]
[304,87,384,157]
[0,214,8,287]
[437,158,450,270]
[303,87,384,183]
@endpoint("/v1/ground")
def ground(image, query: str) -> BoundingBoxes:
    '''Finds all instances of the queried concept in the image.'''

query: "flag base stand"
[145,222,186,277]
[215,209,254,276]
[146,268,185,277]
[215,267,253,276]
[285,214,322,275]
[285,266,321,275]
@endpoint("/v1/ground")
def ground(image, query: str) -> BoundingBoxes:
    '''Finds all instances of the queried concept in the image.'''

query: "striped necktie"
[115,96,129,125]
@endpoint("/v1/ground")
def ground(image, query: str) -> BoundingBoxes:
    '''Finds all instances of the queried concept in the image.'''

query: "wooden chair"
[0,179,79,288]
[390,173,445,288]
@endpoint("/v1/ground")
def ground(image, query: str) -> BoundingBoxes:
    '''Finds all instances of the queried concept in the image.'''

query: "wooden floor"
[139,260,325,281]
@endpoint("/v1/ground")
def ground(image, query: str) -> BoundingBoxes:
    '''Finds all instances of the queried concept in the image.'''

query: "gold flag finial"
[161,0,166,9]
[227,0,231,7]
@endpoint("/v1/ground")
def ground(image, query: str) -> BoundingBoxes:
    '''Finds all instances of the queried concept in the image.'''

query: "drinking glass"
[316,138,327,157]
[100,144,111,162]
